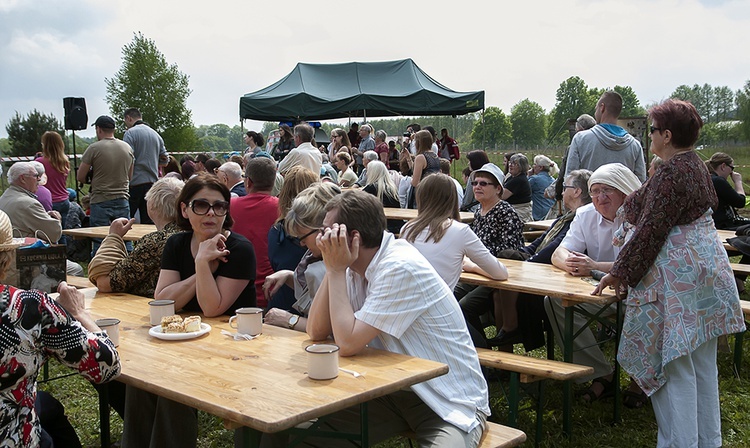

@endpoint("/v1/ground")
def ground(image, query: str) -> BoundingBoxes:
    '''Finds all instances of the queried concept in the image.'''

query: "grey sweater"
[564,124,646,182]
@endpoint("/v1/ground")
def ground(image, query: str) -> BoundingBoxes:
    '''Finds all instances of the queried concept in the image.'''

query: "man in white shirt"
[276,124,322,177]
[304,190,489,447]
[545,163,642,401]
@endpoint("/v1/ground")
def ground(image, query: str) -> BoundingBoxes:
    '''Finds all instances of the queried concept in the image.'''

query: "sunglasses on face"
[188,199,229,216]
[471,181,496,187]
[650,126,661,134]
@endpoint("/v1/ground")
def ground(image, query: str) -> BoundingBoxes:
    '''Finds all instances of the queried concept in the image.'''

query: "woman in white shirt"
[400,173,507,291]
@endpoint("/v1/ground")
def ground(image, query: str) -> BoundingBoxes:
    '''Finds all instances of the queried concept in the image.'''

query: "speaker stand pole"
[71,130,80,204]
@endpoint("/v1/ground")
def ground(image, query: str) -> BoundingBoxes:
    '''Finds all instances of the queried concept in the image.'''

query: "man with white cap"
[544,163,642,402]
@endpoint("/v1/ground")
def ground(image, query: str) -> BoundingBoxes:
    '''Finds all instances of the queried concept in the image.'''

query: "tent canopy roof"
[239,59,484,122]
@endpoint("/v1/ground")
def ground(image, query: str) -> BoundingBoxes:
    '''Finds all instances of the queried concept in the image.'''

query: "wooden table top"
[63,224,157,241]
[383,207,475,223]
[459,258,617,306]
[85,291,449,434]
[524,219,555,230]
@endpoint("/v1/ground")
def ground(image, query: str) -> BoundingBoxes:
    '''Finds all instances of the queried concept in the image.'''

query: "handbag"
[7,230,67,294]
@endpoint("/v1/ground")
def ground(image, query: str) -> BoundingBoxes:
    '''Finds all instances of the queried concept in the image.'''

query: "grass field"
[24,145,750,446]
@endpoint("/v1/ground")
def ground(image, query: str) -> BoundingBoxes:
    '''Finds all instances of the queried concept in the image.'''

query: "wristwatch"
[288,314,300,330]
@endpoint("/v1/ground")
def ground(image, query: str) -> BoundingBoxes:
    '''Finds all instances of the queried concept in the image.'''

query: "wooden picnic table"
[63,224,157,241]
[524,219,555,231]
[460,259,618,436]
[85,291,524,447]
[383,207,475,223]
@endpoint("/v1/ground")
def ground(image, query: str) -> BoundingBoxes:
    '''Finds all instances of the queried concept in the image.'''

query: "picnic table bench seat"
[733,299,750,377]
[476,348,593,447]
[403,420,526,448]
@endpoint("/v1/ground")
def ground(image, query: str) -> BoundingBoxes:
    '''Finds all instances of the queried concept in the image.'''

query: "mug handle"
[229,315,238,329]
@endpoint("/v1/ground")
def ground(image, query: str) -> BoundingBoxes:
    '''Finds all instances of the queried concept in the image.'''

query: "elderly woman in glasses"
[595,100,745,447]
[154,173,257,318]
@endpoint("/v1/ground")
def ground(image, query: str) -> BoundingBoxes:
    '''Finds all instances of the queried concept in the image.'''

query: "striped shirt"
[349,233,490,433]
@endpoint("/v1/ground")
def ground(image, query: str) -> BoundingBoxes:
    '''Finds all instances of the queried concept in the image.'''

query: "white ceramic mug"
[96,318,121,347]
[305,344,340,380]
[148,299,176,326]
[228,307,263,336]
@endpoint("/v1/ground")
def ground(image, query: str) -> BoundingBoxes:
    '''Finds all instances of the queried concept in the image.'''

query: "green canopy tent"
[239,59,484,122]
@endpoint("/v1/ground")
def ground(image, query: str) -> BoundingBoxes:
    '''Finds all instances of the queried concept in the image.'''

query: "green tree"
[671,84,715,122]
[613,85,645,117]
[713,86,735,122]
[105,32,197,151]
[510,99,546,148]
[548,76,599,144]
[736,80,750,141]
[4,110,63,157]
[470,107,511,149]
[199,135,232,154]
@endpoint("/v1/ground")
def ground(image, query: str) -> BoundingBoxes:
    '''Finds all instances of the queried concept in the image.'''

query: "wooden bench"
[476,348,593,446]
[733,300,750,377]
[731,263,750,276]
[403,421,526,448]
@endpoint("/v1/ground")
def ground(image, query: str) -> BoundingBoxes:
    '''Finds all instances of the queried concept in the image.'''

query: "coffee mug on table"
[148,299,176,326]
[96,318,121,347]
[305,344,340,380]
[229,307,263,336]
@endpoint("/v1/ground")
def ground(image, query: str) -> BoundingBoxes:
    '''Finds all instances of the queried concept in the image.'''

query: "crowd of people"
[0,93,747,448]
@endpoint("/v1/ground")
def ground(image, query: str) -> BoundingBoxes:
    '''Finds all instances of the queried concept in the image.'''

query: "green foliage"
[105,32,197,151]
[199,135,232,153]
[613,85,646,117]
[698,121,742,146]
[548,76,599,145]
[736,81,750,141]
[671,83,736,124]
[0,138,10,155]
[4,110,63,157]
[470,107,512,149]
[510,99,546,148]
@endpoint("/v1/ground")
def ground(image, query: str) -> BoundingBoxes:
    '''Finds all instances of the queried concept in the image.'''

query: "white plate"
[149,323,212,340]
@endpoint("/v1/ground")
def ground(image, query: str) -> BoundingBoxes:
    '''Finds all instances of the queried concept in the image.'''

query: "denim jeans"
[52,199,70,231]
[90,198,130,256]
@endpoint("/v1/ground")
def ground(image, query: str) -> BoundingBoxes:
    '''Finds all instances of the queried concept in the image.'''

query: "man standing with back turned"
[564,91,647,182]
[300,190,489,447]
[123,107,168,224]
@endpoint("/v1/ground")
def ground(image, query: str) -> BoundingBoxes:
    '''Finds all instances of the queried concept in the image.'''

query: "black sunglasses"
[649,126,661,134]
[188,199,229,216]
[297,228,320,240]
[470,181,496,187]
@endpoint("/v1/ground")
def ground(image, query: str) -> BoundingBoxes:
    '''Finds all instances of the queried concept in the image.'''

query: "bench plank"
[478,421,527,448]
[741,300,750,319]
[477,348,593,382]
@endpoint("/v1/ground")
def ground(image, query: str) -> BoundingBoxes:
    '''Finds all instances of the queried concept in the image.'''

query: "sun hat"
[0,210,22,252]
[470,163,505,185]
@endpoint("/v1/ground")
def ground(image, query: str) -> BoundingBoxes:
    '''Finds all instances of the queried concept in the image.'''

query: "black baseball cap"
[92,115,116,129]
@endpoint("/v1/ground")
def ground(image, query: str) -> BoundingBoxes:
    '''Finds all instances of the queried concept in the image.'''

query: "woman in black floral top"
[0,210,120,447]
[455,163,524,346]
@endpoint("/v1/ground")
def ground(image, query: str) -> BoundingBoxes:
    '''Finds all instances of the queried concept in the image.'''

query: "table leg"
[734,330,745,378]
[97,384,110,448]
[360,402,369,448]
[239,427,261,448]
[562,305,574,438]
[508,373,519,427]
[613,300,622,424]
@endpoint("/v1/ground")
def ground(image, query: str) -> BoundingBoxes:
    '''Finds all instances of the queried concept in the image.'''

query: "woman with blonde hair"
[37,131,71,227]
[263,182,341,331]
[361,161,401,233]
[705,152,746,229]
[529,154,558,220]
[267,166,319,311]
[401,173,507,292]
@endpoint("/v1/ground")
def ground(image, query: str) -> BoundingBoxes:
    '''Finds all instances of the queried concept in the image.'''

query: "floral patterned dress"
[610,151,746,395]
[0,285,121,447]
[470,200,525,256]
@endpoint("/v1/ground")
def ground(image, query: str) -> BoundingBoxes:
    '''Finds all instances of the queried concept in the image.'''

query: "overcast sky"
[1,0,749,141]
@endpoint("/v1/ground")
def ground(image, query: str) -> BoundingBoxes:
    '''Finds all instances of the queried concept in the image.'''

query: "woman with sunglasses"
[263,182,341,332]
[154,173,256,318]
[454,163,524,346]
[327,128,352,160]
[705,151,746,230]
[595,100,744,447]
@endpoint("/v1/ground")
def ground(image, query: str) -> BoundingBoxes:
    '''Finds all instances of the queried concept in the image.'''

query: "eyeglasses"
[728,164,735,171]
[470,181,497,187]
[23,173,42,181]
[188,199,229,216]
[296,228,320,240]
[562,185,576,190]
[649,126,661,134]
[589,187,617,198]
